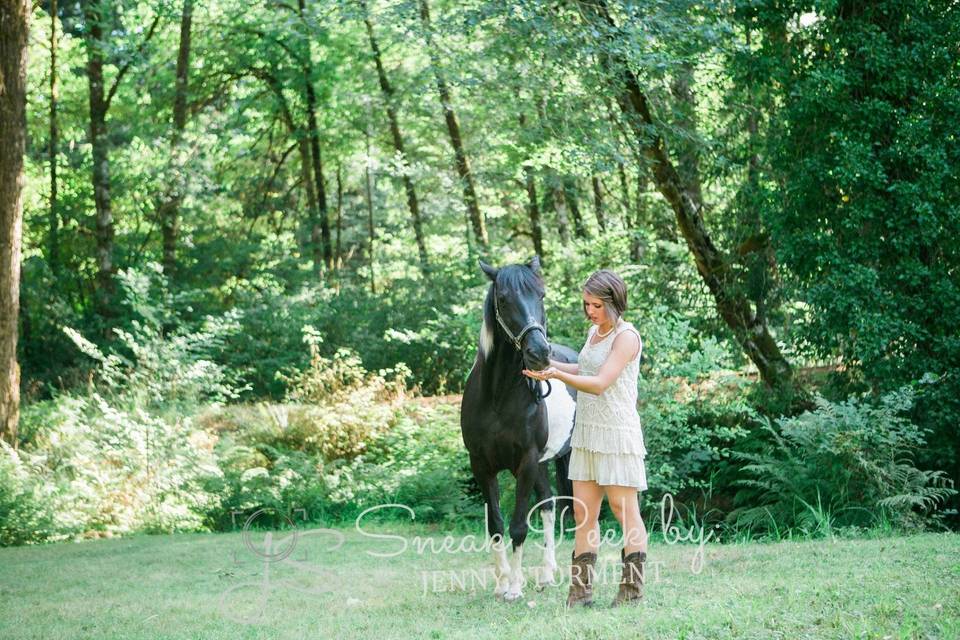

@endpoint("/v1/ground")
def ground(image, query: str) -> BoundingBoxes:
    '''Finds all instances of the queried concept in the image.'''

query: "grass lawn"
[1,522,958,639]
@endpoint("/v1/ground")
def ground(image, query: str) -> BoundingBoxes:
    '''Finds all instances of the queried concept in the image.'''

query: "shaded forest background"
[1,0,958,543]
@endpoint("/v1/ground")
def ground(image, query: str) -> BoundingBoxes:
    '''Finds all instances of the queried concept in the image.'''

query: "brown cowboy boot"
[612,548,646,606]
[566,550,597,607]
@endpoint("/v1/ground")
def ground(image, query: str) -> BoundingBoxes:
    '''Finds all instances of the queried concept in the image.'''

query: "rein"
[492,285,552,404]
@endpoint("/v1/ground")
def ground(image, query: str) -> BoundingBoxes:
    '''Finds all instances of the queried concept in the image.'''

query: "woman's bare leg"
[572,480,604,555]
[605,485,647,555]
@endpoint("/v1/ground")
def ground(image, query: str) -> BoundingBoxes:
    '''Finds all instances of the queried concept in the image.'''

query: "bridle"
[492,284,552,402]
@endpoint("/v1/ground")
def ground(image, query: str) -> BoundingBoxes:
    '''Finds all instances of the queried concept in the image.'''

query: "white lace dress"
[568,319,648,490]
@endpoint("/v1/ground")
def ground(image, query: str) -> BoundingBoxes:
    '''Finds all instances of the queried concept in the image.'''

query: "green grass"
[1,523,958,639]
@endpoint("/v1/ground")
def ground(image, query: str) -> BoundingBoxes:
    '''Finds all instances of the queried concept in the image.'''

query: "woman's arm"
[524,332,640,395]
[549,358,579,375]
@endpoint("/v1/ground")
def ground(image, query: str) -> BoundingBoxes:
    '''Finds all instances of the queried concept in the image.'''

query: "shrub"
[728,387,956,535]
[8,393,224,543]
[0,442,58,546]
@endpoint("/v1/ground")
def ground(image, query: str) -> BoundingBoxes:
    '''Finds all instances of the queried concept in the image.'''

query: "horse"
[460,256,579,601]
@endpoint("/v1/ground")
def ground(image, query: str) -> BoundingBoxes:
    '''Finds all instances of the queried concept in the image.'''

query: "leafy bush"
[8,394,223,543]
[61,267,248,415]
[221,265,481,398]
[728,387,956,535]
[0,442,58,546]
[205,400,473,527]
[633,307,754,498]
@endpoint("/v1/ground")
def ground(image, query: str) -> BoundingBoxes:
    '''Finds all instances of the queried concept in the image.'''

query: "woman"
[522,269,648,607]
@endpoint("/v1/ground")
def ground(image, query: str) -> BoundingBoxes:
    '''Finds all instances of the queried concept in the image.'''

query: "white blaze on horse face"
[504,544,524,601]
[480,317,494,356]
[491,536,511,597]
[538,381,577,462]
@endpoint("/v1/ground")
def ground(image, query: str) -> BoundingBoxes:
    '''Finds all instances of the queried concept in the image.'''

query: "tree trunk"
[48,0,60,274]
[535,99,571,245]
[364,112,377,294]
[335,163,343,268]
[299,0,333,273]
[305,78,330,275]
[564,177,588,239]
[517,110,545,259]
[632,172,646,262]
[582,0,795,390]
[591,176,606,232]
[524,167,544,260]
[547,174,571,245]
[256,67,324,277]
[160,0,194,280]
[0,0,29,446]
[85,0,115,313]
[299,138,320,258]
[617,161,631,230]
[361,0,428,267]
[418,0,488,249]
[669,60,704,214]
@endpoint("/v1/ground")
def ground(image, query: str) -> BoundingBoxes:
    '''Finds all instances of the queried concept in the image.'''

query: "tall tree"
[0,0,30,446]
[364,105,377,293]
[418,0,488,249]
[48,0,60,273]
[591,176,606,232]
[534,98,573,244]
[564,177,588,239]
[158,0,194,280]
[298,0,333,274]
[580,0,795,390]
[84,0,114,311]
[517,109,545,259]
[335,163,343,268]
[82,0,159,314]
[360,0,428,267]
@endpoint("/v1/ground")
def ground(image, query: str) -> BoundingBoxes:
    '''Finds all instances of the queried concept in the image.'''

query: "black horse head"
[479,256,551,371]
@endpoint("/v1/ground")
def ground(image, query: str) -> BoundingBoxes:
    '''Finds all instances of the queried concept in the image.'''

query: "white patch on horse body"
[538,381,576,462]
[479,318,494,356]
[491,536,511,597]
[504,544,524,601]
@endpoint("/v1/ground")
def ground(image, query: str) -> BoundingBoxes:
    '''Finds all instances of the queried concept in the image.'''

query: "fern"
[729,387,957,535]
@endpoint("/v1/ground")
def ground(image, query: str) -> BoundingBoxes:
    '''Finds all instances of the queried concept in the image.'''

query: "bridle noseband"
[492,284,552,403]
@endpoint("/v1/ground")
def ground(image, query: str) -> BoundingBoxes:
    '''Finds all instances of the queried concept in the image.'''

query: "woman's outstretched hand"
[522,366,558,381]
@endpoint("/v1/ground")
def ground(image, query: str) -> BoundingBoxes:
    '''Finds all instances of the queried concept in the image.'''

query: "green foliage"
[0,442,57,546]
[729,387,957,536]
[220,263,482,398]
[635,306,755,497]
[61,267,247,414]
[755,1,960,500]
[12,0,960,544]
[8,393,223,544]
[204,400,473,528]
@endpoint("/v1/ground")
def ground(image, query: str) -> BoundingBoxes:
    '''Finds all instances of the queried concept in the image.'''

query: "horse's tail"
[554,449,575,530]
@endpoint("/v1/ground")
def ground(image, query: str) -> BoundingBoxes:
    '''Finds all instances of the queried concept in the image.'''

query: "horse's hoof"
[503,589,523,602]
[535,566,557,588]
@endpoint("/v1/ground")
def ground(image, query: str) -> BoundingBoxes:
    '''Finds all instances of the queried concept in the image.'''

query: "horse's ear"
[527,256,542,276]
[479,259,498,281]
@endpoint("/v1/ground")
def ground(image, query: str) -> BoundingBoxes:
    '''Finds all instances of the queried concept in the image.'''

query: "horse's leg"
[533,467,559,589]
[554,450,575,531]
[504,449,539,601]
[472,456,509,598]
